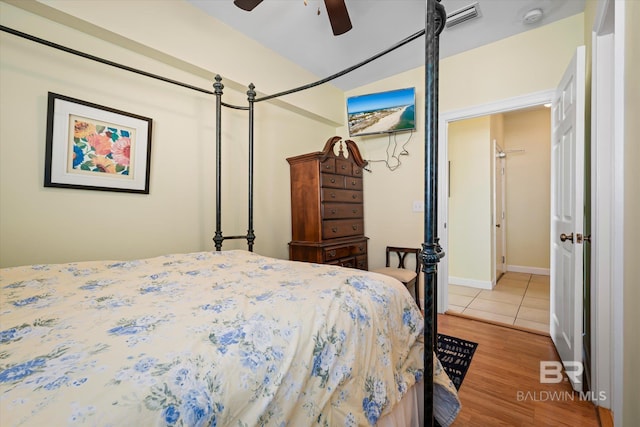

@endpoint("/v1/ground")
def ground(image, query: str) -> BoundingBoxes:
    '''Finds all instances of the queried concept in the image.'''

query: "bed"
[0,250,459,426]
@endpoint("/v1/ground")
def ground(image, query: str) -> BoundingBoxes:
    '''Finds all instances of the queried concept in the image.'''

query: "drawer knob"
[341,165,346,170]
[358,246,364,251]
[331,193,336,198]
[331,227,338,233]
[330,178,336,183]
[352,225,358,230]
[328,250,336,257]
[351,181,356,186]
[352,209,357,214]
[325,165,331,169]
[352,194,357,199]
[331,209,337,214]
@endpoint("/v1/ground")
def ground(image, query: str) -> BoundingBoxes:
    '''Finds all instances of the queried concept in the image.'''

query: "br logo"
[539,361,583,384]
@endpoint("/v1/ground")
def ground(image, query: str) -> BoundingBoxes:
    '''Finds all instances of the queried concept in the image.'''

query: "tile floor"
[447,271,550,334]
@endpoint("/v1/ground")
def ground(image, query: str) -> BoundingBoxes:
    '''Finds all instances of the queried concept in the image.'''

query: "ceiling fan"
[233,0,353,36]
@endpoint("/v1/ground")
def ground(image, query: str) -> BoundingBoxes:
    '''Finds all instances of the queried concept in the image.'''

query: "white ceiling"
[187,0,585,91]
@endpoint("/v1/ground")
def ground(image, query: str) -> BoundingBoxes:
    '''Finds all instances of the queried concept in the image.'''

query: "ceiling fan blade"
[233,0,263,11]
[324,0,352,35]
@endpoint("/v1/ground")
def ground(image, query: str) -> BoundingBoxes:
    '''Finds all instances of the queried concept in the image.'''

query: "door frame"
[591,0,625,419]
[437,89,554,312]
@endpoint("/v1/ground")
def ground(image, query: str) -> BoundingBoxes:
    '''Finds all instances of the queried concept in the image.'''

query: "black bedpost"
[247,83,256,252]
[423,0,445,425]
[213,75,224,251]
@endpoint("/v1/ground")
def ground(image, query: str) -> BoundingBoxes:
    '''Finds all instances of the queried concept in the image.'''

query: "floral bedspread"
[0,250,458,426]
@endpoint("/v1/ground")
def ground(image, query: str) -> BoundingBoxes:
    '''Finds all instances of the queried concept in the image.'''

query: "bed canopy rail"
[0,25,217,97]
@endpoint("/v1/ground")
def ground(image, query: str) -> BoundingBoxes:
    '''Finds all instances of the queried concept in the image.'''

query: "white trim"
[437,89,555,313]
[590,0,625,421]
[506,265,550,276]
[610,0,625,424]
[441,90,555,123]
[591,0,615,410]
[448,276,493,290]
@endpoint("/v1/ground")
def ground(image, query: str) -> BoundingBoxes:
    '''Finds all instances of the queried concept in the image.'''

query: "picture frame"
[44,92,153,194]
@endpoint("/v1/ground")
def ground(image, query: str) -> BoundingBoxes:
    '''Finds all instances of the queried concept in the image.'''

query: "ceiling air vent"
[445,2,481,28]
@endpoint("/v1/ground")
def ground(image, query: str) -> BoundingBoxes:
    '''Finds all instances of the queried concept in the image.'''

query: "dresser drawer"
[321,173,344,189]
[327,256,357,269]
[356,255,368,270]
[322,219,364,239]
[320,158,335,174]
[321,188,363,203]
[322,203,363,219]
[345,176,362,190]
[323,246,353,262]
[335,158,352,175]
[352,241,367,255]
[323,240,367,262]
[338,257,357,269]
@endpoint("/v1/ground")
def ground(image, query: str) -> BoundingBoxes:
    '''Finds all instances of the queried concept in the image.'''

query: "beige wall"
[447,116,493,285]
[0,0,339,267]
[439,13,584,112]
[503,108,551,270]
[624,1,640,425]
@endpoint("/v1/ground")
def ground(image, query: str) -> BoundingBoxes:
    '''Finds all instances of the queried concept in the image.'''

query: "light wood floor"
[438,314,600,427]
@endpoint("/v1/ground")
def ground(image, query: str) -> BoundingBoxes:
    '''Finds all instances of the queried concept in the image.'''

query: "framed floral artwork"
[44,92,153,194]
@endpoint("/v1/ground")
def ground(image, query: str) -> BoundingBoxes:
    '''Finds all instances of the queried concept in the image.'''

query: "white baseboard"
[449,276,493,290]
[506,265,550,276]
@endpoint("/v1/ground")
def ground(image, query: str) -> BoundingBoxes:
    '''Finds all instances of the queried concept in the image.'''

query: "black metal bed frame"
[1,1,446,423]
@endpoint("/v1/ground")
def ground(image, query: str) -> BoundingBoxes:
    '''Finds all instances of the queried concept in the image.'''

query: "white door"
[494,142,506,281]
[550,46,586,392]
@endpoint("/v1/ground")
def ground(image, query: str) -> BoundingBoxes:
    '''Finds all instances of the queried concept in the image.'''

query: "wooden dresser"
[287,136,369,270]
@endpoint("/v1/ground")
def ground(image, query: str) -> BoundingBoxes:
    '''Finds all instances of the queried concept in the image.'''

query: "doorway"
[444,106,551,333]
[436,90,555,322]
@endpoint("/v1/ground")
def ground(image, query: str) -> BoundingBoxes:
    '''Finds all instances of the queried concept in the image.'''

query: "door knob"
[560,233,574,243]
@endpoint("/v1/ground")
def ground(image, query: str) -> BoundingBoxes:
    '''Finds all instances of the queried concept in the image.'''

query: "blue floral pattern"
[0,250,458,425]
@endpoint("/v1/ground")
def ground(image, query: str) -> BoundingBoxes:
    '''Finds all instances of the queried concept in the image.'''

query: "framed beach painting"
[44,92,153,194]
